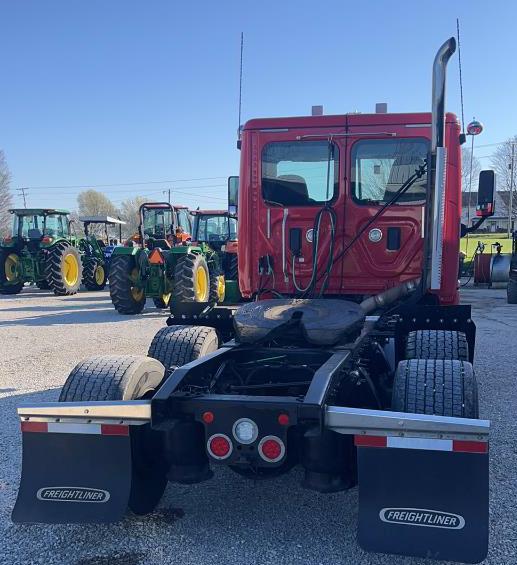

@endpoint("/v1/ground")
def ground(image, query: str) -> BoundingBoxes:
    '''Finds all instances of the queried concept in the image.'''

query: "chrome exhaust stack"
[423,37,456,291]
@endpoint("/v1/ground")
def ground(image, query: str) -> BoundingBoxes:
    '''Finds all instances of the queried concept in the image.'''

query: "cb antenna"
[456,18,466,138]
[237,32,244,147]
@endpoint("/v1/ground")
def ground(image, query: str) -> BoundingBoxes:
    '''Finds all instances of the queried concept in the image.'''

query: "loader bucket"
[12,421,133,524]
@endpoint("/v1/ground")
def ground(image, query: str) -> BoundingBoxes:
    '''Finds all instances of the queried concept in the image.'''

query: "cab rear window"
[351,139,428,204]
[261,141,339,206]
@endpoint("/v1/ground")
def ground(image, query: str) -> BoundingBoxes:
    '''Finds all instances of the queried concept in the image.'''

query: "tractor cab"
[78,216,127,291]
[191,210,237,251]
[138,203,191,250]
[3,209,72,251]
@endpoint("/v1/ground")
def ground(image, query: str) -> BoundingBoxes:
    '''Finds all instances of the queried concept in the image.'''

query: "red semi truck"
[13,38,496,563]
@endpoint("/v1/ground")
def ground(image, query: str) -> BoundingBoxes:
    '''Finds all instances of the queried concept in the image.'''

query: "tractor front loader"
[109,202,224,314]
[12,39,497,564]
[78,216,126,290]
[0,209,82,296]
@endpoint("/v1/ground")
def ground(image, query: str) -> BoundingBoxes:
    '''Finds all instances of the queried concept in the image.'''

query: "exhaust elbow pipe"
[431,37,456,154]
[423,37,456,292]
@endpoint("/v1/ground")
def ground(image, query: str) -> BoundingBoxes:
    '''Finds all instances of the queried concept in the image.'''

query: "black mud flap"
[12,423,133,524]
[356,436,489,564]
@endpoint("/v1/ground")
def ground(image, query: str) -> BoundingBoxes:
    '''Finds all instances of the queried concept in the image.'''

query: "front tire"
[0,251,24,294]
[109,255,146,314]
[173,253,210,303]
[508,276,517,304]
[60,355,168,515]
[46,243,83,296]
[83,259,107,291]
[392,359,478,418]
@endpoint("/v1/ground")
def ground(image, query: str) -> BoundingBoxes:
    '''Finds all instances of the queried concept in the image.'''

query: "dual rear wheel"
[393,329,478,418]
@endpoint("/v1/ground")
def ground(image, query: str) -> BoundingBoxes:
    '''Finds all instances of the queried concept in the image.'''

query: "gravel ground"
[0,286,516,565]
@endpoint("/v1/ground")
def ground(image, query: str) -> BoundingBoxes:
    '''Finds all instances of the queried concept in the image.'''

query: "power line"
[17,182,227,195]
[16,187,28,208]
[14,175,228,191]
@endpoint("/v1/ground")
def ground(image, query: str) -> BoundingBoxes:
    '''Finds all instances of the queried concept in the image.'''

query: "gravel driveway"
[0,287,515,565]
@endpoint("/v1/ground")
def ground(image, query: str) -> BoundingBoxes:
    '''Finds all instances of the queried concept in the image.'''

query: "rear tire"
[173,253,210,303]
[148,325,219,374]
[225,253,238,280]
[0,250,24,294]
[392,359,478,418]
[109,255,146,314]
[508,276,517,304]
[83,259,107,291]
[209,262,225,303]
[46,243,83,296]
[152,294,171,309]
[405,330,469,361]
[60,355,168,515]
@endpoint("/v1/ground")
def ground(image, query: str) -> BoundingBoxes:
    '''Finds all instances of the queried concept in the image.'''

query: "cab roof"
[79,216,126,225]
[190,209,228,216]
[9,208,70,216]
[243,111,458,131]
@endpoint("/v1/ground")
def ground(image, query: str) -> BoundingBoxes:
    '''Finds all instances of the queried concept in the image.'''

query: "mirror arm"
[461,217,488,238]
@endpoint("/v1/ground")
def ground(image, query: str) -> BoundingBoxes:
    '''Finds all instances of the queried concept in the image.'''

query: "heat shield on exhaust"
[12,424,132,524]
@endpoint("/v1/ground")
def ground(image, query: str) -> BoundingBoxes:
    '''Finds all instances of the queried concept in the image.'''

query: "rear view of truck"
[12,38,494,564]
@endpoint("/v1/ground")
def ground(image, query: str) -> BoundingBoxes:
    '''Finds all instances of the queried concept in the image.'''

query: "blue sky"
[1,0,514,210]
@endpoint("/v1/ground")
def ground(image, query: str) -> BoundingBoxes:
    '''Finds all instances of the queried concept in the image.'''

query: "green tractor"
[190,208,240,303]
[109,202,225,314]
[0,208,82,296]
[78,216,126,291]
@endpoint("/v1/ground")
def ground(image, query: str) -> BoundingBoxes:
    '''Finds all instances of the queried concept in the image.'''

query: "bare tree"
[0,151,13,238]
[77,190,119,236]
[490,135,517,220]
[461,147,481,191]
[490,135,517,192]
[119,196,149,238]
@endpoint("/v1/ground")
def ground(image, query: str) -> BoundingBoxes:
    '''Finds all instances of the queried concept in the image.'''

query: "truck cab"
[238,112,461,304]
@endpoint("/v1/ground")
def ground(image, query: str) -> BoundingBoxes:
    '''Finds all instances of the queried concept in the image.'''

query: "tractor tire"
[0,251,24,295]
[36,280,50,290]
[109,255,146,314]
[405,330,469,361]
[46,242,83,296]
[507,277,517,304]
[148,325,219,375]
[173,253,210,303]
[209,263,225,304]
[153,293,172,309]
[59,355,168,515]
[392,359,478,418]
[83,259,107,291]
[225,253,238,280]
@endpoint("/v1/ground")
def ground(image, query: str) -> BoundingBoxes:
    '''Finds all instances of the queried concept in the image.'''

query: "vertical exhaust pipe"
[423,37,456,291]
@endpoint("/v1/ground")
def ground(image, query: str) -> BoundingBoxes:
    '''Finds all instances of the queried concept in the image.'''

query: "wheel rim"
[217,275,225,302]
[5,254,19,282]
[63,254,79,286]
[194,265,209,302]
[130,267,144,301]
[95,265,105,285]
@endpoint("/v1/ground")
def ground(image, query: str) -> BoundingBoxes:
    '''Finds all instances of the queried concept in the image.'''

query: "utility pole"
[508,142,515,238]
[17,187,28,208]
[163,188,171,204]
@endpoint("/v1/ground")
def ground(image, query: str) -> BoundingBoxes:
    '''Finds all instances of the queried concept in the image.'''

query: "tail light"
[207,434,233,460]
[42,236,53,244]
[258,436,285,463]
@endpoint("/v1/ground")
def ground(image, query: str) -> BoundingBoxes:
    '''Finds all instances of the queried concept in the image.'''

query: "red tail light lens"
[202,411,214,424]
[207,434,232,460]
[258,435,285,463]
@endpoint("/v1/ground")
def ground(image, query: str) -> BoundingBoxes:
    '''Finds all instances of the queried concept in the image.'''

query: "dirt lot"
[0,287,516,565]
